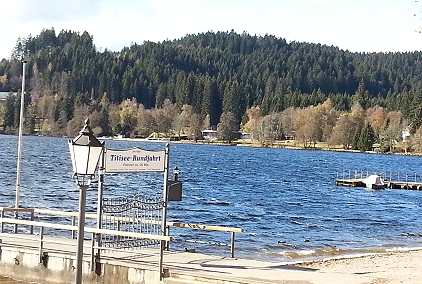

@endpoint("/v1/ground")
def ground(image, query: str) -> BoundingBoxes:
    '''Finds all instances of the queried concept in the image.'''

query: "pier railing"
[0,209,171,281]
[0,207,243,258]
[336,170,422,183]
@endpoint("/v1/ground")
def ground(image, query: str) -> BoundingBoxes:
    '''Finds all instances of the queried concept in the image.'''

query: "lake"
[1,134,422,265]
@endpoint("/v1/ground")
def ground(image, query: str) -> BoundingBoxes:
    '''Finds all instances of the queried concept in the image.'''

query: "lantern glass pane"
[86,146,103,175]
[72,144,90,175]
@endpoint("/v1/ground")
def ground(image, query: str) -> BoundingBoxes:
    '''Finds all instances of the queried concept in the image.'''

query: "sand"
[296,249,422,284]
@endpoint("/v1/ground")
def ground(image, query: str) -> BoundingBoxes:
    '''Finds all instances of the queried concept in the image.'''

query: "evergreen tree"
[356,123,376,152]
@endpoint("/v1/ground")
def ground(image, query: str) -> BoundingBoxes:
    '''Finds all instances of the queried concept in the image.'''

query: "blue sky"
[2,0,422,60]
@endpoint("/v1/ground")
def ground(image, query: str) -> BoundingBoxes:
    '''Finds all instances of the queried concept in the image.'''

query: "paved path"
[0,233,376,284]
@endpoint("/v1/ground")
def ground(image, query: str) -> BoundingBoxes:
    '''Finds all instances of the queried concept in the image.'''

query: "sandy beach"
[296,249,422,284]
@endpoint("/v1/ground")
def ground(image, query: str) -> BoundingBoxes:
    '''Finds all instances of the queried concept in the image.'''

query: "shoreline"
[295,248,422,284]
[1,247,421,284]
[100,136,422,156]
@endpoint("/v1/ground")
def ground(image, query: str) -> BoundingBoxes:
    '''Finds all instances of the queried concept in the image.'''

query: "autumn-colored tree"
[243,106,261,140]
[366,105,387,135]
[119,98,138,134]
[137,104,154,137]
[294,106,322,148]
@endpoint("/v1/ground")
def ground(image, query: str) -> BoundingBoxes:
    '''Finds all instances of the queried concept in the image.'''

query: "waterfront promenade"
[0,232,378,284]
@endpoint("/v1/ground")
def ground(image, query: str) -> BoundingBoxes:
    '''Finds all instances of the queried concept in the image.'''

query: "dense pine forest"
[1,28,422,152]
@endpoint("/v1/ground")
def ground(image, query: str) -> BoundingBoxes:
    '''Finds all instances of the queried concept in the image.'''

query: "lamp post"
[68,118,104,284]
[173,166,179,181]
[15,59,27,208]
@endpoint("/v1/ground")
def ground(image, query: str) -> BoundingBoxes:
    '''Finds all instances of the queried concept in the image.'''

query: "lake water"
[1,134,422,266]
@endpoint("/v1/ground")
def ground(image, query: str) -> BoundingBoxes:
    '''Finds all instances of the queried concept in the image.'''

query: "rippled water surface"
[1,134,422,263]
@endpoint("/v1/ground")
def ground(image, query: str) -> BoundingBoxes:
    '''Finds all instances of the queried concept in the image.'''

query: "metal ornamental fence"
[101,194,164,249]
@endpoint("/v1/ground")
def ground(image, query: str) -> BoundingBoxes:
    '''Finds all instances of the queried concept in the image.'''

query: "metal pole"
[75,185,88,284]
[231,232,235,258]
[97,151,105,230]
[162,144,170,236]
[72,216,76,239]
[15,60,27,209]
[159,143,170,281]
[96,150,105,260]
[39,227,44,263]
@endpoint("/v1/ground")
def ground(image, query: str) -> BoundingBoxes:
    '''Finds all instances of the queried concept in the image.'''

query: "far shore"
[100,136,422,157]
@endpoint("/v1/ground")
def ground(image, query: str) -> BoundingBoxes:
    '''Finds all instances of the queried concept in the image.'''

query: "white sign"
[105,148,166,173]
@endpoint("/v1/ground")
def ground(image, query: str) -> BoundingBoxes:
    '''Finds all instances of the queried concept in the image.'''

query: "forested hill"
[1,28,422,127]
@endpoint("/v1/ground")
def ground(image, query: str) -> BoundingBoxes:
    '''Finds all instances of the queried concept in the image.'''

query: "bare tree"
[316,99,339,142]
[410,126,422,153]
[294,107,322,148]
[328,114,357,149]
[66,106,90,137]
[175,104,195,138]
[154,99,177,137]
[187,113,203,142]
[217,112,238,143]
[137,104,154,137]
[380,111,405,152]
[255,113,283,145]
[202,114,211,131]
[280,107,297,139]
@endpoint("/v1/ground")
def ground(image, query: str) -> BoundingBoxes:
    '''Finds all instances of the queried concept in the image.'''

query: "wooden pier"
[335,178,422,190]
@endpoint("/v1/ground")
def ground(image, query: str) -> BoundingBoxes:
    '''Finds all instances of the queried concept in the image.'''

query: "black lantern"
[68,118,104,184]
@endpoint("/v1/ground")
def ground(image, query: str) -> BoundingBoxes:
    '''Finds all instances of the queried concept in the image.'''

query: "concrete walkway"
[0,233,375,284]
[161,252,374,284]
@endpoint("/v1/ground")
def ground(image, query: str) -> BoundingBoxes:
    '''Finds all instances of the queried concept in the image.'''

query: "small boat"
[363,174,386,190]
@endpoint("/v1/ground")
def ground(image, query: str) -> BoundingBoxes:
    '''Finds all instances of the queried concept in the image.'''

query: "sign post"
[103,145,170,280]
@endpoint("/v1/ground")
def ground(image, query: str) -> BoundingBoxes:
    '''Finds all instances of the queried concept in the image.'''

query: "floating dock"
[335,178,422,190]
[335,171,422,190]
